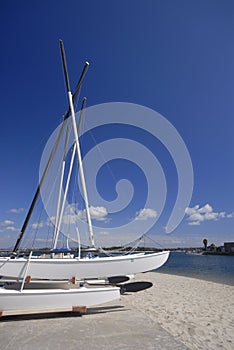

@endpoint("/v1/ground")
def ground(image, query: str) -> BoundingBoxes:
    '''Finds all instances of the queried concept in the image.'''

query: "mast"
[59,40,95,248]
[52,97,86,249]
[12,57,89,253]
[53,97,87,249]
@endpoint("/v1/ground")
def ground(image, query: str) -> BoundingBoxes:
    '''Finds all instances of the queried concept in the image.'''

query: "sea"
[156,251,234,286]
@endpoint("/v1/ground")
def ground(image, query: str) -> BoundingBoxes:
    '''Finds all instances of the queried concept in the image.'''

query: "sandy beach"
[0,272,233,350]
[122,272,234,350]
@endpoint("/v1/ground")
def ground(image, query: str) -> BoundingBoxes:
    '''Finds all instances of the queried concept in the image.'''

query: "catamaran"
[0,40,169,283]
[0,250,121,315]
[0,284,120,314]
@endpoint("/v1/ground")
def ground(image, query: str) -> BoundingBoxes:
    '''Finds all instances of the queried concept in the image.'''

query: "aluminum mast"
[59,40,95,248]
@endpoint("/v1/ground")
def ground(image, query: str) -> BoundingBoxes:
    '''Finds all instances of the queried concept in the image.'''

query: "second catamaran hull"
[0,251,169,280]
[0,286,120,312]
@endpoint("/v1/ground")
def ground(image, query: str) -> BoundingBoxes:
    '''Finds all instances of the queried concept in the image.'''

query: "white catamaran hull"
[0,251,169,280]
[0,286,120,312]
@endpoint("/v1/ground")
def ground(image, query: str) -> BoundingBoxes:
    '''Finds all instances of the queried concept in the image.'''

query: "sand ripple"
[123,272,234,350]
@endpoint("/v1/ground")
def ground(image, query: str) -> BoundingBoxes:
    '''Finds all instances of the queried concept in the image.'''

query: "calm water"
[157,252,234,286]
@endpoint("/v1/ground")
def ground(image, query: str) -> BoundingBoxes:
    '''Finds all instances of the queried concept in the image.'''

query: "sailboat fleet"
[0,41,169,315]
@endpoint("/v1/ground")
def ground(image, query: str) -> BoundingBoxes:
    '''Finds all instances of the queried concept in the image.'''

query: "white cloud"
[227,211,234,218]
[198,203,213,214]
[78,206,108,221]
[185,205,199,215]
[204,212,219,221]
[188,213,204,223]
[31,222,44,229]
[89,206,108,221]
[188,220,201,226]
[0,225,18,232]
[135,208,157,221]
[62,214,78,225]
[8,208,24,214]
[43,206,109,228]
[0,220,14,226]
[5,226,18,231]
[185,203,227,226]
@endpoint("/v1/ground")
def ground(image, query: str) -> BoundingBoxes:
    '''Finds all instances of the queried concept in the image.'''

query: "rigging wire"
[82,115,117,184]
[143,233,164,249]
[30,205,44,250]
[99,233,164,256]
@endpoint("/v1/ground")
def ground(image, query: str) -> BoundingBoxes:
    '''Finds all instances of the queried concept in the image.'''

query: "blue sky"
[0,0,233,249]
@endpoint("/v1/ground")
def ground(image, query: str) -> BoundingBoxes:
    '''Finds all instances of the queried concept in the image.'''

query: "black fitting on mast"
[59,39,71,92]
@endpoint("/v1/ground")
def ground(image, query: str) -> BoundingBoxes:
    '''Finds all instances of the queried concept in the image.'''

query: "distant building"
[224,242,234,254]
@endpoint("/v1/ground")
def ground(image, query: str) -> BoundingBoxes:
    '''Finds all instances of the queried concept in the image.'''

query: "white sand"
[122,272,234,350]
